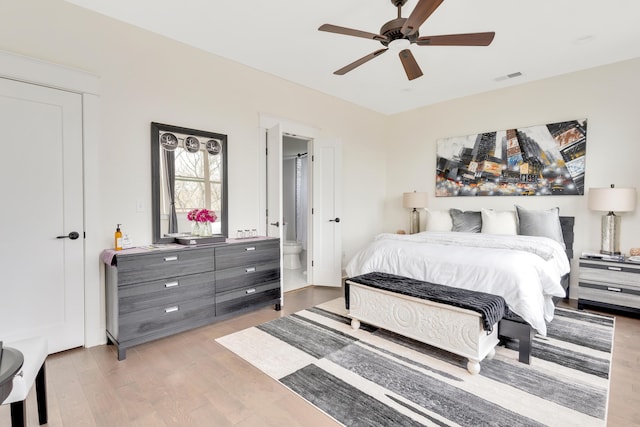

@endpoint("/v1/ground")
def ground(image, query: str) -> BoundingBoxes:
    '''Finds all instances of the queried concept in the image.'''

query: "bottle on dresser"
[114,224,123,251]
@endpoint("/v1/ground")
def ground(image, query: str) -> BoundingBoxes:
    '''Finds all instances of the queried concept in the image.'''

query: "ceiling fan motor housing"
[380,18,418,47]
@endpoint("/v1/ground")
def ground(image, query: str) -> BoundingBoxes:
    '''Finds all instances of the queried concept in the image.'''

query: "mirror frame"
[151,122,228,244]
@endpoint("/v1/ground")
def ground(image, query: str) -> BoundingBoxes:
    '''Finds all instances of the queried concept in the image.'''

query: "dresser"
[578,257,640,314]
[104,238,280,360]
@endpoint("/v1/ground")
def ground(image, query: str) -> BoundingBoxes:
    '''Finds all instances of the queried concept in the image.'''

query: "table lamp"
[588,184,637,255]
[403,191,428,234]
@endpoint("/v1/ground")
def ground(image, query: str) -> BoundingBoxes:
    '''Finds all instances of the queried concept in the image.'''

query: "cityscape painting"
[435,119,587,197]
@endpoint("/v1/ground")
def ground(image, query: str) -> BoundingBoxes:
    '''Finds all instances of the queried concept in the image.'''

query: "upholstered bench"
[345,272,506,374]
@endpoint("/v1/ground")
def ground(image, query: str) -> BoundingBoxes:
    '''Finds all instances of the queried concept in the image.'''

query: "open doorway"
[262,116,343,303]
[282,134,311,292]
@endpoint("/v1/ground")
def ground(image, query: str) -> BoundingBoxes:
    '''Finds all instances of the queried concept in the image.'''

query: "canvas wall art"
[436,119,587,197]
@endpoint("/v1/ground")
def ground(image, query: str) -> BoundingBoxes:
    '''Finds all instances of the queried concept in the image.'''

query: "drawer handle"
[607,287,622,292]
[246,288,256,294]
[165,306,179,313]
[164,281,179,288]
[245,267,256,273]
[164,256,178,262]
[607,266,622,271]
[245,247,256,251]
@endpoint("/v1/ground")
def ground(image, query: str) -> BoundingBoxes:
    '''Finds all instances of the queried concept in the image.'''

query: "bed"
[345,209,574,337]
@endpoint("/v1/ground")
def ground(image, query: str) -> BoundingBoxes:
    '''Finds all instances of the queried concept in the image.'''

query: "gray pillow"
[515,205,565,246]
[449,209,482,233]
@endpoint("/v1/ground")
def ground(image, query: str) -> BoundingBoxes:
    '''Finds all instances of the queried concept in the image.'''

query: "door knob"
[329,218,341,223]
[269,221,280,227]
[57,231,80,240]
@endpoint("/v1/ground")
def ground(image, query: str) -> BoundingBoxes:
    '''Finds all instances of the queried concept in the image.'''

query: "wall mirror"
[151,122,228,244]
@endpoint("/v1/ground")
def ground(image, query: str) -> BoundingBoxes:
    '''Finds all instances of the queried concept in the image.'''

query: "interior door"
[266,125,284,300]
[266,125,283,240]
[0,77,84,353]
[312,138,343,287]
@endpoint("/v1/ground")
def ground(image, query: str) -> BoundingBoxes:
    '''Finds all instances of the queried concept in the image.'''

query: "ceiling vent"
[494,71,523,82]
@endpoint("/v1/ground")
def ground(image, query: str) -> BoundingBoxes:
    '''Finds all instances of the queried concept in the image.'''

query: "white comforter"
[345,231,570,336]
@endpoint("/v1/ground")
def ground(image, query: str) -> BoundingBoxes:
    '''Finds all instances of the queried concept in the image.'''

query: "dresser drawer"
[579,282,640,310]
[116,248,215,285]
[216,281,280,317]
[118,298,216,342]
[215,261,280,294]
[118,272,215,315]
[579,261,640,287]
[215,240,279,270]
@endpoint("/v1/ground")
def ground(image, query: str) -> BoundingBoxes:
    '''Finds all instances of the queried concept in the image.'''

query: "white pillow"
[425,209,453,231]
[481,209,518,235]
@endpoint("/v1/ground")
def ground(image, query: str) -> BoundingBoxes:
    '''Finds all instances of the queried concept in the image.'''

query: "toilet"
[283,241,303,269]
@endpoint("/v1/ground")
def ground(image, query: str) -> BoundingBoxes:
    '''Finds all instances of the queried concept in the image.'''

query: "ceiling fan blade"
[398,49,423,81]
[333,49,388,75]
[416,32,496,46]
[318,24,388,42]
[401,0,444,36]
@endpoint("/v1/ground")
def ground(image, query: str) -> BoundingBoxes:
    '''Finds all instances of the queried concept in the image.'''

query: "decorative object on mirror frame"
[402,191,428,234]
[588,184,637,255]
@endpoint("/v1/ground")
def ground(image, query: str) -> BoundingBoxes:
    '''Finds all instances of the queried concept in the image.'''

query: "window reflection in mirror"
[151,122,228,244]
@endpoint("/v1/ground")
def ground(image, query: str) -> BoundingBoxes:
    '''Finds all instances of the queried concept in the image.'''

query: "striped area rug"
[216,298,614,427]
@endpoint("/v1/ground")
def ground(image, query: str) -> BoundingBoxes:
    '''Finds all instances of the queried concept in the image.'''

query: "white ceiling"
[65,0,640,115]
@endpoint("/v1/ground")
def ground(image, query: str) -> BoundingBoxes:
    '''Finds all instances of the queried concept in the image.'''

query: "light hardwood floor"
[1,288,638,426]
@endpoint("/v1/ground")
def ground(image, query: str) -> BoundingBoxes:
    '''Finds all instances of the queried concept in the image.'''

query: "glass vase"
[191,221,201,236]
[200,221,212,237]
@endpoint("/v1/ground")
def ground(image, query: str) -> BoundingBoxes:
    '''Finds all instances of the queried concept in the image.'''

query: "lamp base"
[409,209,420,234]
[600,212,621,255]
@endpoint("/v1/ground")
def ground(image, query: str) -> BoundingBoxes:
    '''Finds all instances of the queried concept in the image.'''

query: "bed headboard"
[560,216,575,260]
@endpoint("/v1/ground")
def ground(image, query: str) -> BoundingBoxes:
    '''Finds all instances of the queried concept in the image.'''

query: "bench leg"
[467,359,481,375]
[35,364,47,425]
[486,348,496,360]
[350,318,360,330]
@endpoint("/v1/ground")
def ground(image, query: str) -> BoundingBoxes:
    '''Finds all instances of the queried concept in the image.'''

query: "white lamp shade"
[588,187,637,212]
[403,192,428,209]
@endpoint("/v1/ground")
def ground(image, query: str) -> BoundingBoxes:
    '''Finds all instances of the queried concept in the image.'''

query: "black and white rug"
[216,298,614,427]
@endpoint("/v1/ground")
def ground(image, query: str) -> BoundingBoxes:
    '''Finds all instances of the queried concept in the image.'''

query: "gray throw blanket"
[345,272,508,332]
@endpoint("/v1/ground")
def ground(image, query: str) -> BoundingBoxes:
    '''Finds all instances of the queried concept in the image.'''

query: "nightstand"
[578,257,640,314]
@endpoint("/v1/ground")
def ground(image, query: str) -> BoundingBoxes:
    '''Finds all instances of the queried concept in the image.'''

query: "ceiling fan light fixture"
[389,38,410,51]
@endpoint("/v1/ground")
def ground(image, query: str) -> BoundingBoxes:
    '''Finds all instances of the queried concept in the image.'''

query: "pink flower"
[187,208,217,223]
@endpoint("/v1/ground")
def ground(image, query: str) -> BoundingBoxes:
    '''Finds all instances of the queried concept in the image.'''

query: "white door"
[312,138,343,287]
[266,125,284,300]
[0,77,85,353]
[266,125,284,241]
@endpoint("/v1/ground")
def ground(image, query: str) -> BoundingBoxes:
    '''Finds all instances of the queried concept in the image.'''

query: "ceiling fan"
[318,0,495,80]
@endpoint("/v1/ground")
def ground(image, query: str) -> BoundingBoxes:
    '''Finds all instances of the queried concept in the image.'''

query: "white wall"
[387,58,640,295]
[1,0,389,346]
